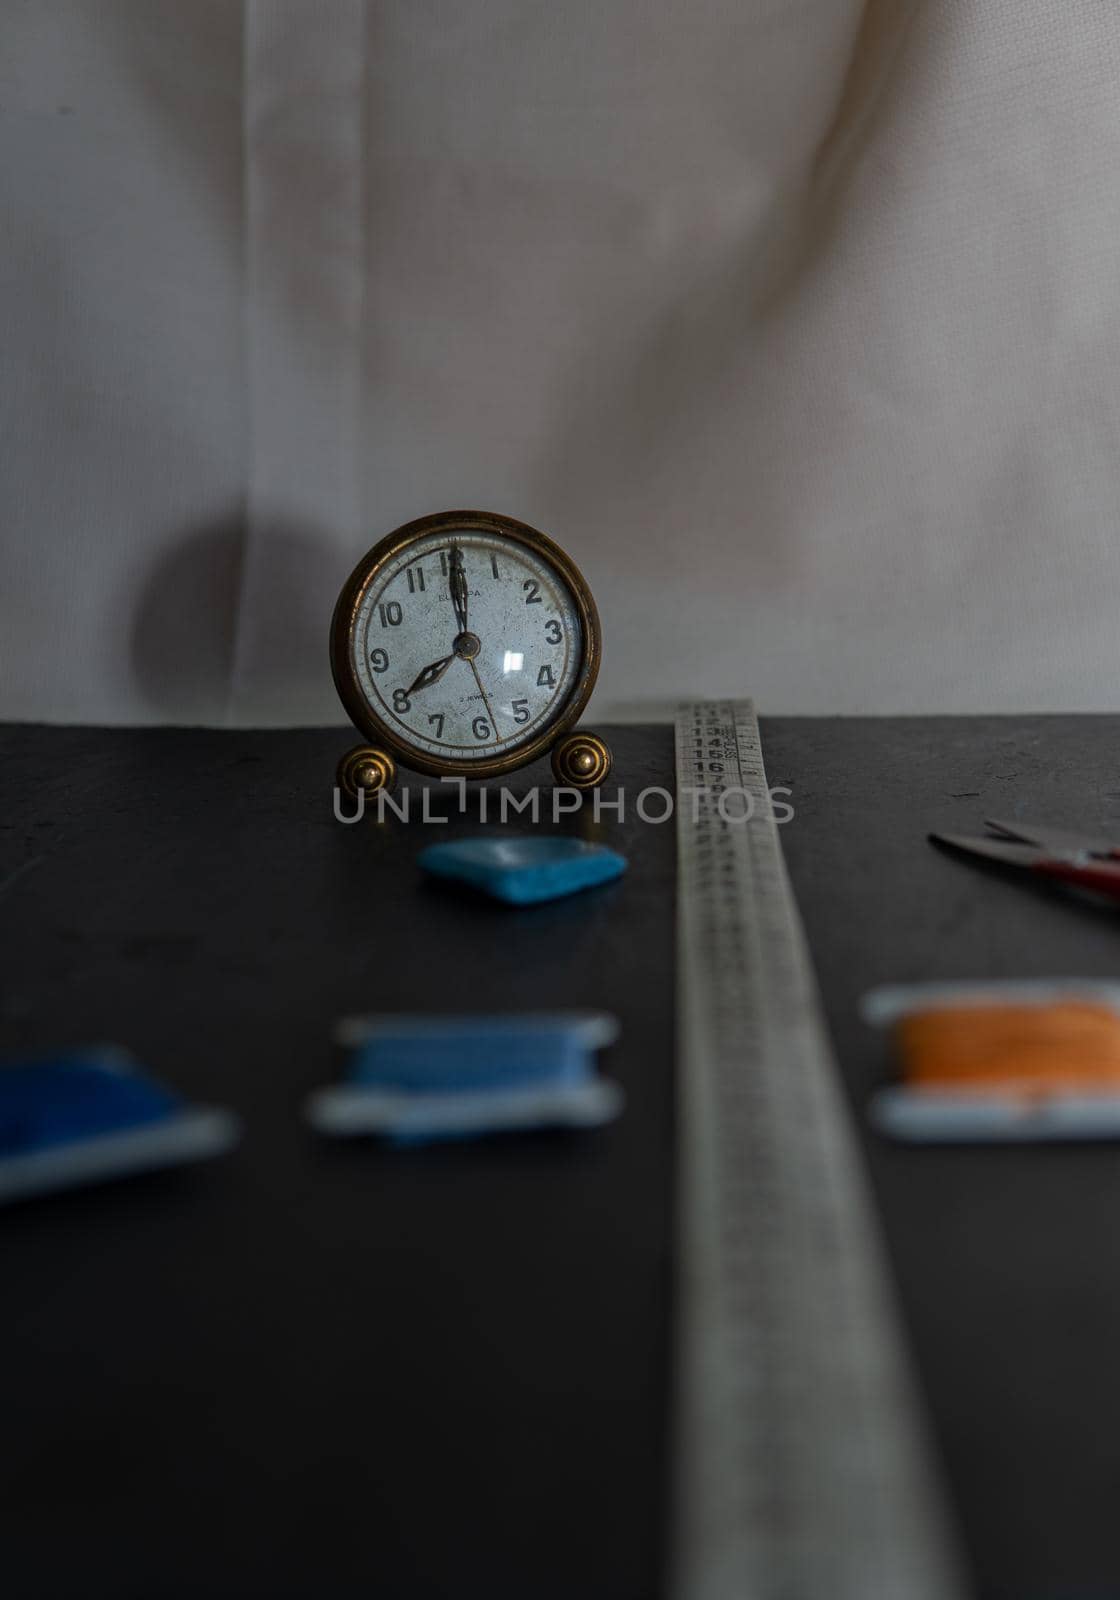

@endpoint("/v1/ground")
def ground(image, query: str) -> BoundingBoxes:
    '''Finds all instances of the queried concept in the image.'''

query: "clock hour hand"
[403,654,455,696]
[449,544,469,634]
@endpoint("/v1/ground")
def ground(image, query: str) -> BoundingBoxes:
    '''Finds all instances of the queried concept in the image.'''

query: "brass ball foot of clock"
[337,744,397,801]
[551,730,612,790]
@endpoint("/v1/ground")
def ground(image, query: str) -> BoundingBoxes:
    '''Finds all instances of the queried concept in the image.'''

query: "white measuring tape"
[672,701,965,1600]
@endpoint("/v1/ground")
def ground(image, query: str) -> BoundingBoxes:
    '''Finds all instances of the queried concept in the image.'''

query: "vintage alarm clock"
[330,510,610,797]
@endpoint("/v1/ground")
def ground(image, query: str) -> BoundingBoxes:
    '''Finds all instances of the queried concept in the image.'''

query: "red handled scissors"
[930,819,1120,903]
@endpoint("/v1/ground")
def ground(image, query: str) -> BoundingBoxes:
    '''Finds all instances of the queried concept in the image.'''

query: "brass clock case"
[330,509,603,781]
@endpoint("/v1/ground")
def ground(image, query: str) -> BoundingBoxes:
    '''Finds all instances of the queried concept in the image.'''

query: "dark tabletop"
[4,716,1120,1600]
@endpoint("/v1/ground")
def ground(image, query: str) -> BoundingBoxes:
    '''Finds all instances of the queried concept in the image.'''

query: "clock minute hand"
[449,544,469,634]
[467,658,498,734]
[403,654,455,696]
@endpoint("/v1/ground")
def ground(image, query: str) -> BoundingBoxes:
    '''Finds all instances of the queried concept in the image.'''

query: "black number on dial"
[472,717,492,741]
[512,698,530,724]
[379,601,403,628]
[370,648,389,672]
[544,619,562,644]
[523,580,541,604]
[393,689,411,713]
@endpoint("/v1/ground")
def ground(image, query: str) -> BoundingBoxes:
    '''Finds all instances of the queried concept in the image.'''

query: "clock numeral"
[544,618,562,644]
[490,554,500,579]
[472,717,492,741]
[379,601,403,628]
[537,665,555,688]
[406,565,426,593]
[439,551,448,577]
[392,689,411,713]
[369,648,389,672]
[428,713,445,739]
[511,698,530,724]
[523,579,542,604]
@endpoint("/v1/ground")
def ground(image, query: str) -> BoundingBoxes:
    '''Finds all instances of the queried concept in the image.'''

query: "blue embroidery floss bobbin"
[306,1012,623,1145]
[0,1047,240,1204]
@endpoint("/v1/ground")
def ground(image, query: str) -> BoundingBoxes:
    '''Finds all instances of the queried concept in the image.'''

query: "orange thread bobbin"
[894,1002,1120,1100]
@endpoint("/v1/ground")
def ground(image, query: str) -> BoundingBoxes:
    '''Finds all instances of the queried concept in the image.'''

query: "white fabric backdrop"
[3,0,1120,724]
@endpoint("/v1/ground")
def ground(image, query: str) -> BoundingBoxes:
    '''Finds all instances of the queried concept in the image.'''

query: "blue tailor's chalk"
[418,835,627,905]
[0,1049,240,1204]
[306,1013,623,1145]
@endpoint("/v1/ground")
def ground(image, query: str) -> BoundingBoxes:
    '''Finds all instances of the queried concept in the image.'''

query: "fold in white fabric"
[3,1,1119,723]
[237,0,365,724]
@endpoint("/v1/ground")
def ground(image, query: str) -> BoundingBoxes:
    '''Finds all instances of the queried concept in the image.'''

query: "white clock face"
[351,530,584,762]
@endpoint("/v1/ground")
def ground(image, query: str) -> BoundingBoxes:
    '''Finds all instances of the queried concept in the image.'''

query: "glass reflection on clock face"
[351,531,583,761]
